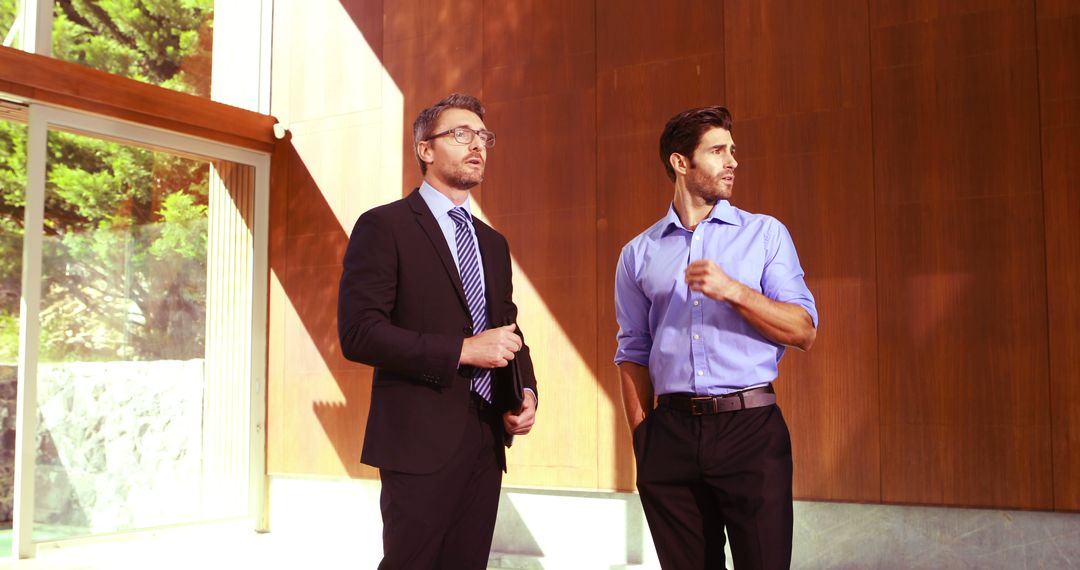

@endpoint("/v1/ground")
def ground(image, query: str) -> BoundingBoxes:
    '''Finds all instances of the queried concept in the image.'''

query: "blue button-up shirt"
[614,201,818,396]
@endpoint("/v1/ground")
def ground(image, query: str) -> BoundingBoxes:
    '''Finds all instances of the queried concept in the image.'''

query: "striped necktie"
[448,207,493,402]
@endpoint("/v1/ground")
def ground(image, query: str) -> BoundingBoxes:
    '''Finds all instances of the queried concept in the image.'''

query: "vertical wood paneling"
[596,0,726,491]
[724,0,880,502]
[871,0,1053,509]
[267,0,387,479]
[383,0,485,196]
[266,140,288,475]
[264,0,1074,511]
[1037,0,1080,512]
[481,0,600,488]
[282,0,384,124]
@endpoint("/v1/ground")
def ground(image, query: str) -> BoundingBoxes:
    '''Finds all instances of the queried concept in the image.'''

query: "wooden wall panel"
[596,0,726,491]
[481,0,600,488]
[267,0,392,479]
[276,0,384,125]
[264,0,1073,512]
[266,140,289,475]
[1038,0,1080,512]
[383,0,485,196]
[724,0,879,502]
[871,0,1053,509]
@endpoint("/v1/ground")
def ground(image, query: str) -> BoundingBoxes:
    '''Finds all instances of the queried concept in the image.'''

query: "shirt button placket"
[689,226,707,391]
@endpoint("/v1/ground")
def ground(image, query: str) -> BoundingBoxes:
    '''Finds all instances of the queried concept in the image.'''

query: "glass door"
[8,104,267,557]
[33,128,249,539]
[0,103,27,560]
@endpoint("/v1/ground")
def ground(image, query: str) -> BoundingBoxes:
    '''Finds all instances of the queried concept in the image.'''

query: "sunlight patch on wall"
[471,203,599,487]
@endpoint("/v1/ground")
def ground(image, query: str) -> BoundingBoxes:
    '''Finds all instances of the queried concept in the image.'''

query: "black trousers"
[634,403,793,570]
[377,399,503,569]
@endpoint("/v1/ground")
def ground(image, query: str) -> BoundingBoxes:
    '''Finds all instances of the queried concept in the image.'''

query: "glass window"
[51,0,214,97]
[0,112,26,559]
[33,127,252,540]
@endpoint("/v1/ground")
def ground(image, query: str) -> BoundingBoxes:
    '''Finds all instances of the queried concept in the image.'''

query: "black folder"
[503,319,526,447]
[508,345,525,411]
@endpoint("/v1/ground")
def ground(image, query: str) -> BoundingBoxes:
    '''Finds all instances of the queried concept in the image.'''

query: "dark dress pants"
[634,403,793,570]
[378,398,503,569]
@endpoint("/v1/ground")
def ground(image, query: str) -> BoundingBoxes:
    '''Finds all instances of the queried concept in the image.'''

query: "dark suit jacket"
[338,189,538,475]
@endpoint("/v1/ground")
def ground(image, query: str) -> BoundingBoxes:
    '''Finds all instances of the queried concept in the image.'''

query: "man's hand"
[619,362,653,434]
[685,260,744,302]
[460,324,522,368]
[503,390,537,436]
[686,260,817,351]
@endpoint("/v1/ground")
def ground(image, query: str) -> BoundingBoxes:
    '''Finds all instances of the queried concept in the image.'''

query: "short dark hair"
[658,106,733,182]
[412,93,486,174]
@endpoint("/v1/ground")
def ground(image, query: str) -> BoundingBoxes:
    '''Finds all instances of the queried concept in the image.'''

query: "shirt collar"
[419,181,473,222]
[712,200,741,226]
[660,200,741,236]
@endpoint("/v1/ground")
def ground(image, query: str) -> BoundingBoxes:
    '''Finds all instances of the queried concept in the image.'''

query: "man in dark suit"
[338,93,538,569]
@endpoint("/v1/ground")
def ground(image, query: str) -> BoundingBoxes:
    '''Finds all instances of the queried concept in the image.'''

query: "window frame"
[9,101,269,560]
[3,1,275,558]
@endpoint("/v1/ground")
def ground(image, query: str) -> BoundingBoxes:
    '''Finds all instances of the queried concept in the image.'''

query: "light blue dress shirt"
[418,181,486,292]
[614,200,818,396]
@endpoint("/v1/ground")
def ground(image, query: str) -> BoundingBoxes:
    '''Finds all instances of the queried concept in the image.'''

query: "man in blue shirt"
[615,106,818,570]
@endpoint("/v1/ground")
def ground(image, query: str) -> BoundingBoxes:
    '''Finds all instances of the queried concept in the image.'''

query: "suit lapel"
[407,190,469,310]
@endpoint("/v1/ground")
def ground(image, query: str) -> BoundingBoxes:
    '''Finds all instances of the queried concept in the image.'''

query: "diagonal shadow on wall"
[267,0,625,480]
[271,141,369,477]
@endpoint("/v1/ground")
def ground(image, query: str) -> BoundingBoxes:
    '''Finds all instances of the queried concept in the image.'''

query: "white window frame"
[5,0,274,558]
[10,103,270,559]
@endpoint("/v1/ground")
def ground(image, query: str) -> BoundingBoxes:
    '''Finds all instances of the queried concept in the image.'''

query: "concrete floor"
[1,485,1079,569]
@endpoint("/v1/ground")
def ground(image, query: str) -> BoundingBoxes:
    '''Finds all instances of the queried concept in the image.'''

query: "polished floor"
[1,499,1078,569]
[0,523,290,570]
[0,521,568,570]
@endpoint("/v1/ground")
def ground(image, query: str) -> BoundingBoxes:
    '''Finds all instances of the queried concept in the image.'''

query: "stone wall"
[0,365,15,524]
[0,360,205,535]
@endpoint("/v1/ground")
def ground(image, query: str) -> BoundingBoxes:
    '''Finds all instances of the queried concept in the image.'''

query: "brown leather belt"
[657,385,776,415]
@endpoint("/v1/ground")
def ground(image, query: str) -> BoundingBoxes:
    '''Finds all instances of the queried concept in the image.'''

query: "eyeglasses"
[424,126,496,147]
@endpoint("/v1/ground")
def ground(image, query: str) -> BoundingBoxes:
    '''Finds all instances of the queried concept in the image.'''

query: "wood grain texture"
[871,0,1053,509]
[1037,0,1080,512]
[481,0,600,488]
[384,0,485,197]
[265,0,392,479]
[260,0,1075,511]
[0,46,275,151]
[268,140,376,478]
[266,140,289,474]
[725,0,880,503]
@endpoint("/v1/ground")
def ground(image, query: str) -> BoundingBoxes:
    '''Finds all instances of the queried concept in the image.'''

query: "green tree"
[0,1,18,46]
[0,0,214,361]
[0,119,25,362]
[53,0,213,95]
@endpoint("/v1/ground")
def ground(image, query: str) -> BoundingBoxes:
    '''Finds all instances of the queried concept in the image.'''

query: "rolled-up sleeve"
[761,219,819,328]
[614,246,652,366]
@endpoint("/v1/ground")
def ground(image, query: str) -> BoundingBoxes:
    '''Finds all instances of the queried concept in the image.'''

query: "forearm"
[727,284,816,350]
[338,211,465,385]
[618,362,654,431]
[340,317,463,385]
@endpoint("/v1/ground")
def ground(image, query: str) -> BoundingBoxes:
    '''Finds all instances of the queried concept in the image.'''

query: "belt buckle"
[689,396,718,415]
